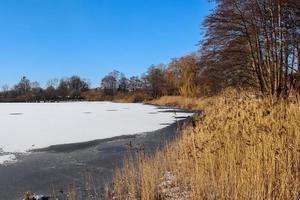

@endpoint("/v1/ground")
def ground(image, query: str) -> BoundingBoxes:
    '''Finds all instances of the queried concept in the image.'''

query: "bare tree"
[145,64,169,97]
[101,75,117,95]
[202,0,300,97]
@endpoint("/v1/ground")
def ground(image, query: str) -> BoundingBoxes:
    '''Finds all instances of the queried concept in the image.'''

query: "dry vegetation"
[147,96,208,111]
[112,91,152,103]
[111,90,300,200]
[82,90,151,103]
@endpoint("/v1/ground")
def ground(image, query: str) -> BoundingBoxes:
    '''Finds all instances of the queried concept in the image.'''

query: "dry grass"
[82,90,151,103]
[113,91,151,103]
[111,90,300,200]
[147,96,208,110]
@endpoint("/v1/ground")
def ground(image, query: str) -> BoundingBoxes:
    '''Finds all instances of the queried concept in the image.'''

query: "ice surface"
[0,102,192,164]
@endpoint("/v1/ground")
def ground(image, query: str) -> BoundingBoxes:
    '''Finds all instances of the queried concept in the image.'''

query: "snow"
[0,102,192,164]
[0,154,16,165]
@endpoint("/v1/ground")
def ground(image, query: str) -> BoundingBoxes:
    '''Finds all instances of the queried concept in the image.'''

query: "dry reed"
[112,90,300,200]
[147,96,207,110]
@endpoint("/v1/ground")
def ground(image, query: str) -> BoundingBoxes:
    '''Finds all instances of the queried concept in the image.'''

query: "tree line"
[0,76,90,102]
[0,54,201,102]
[1,0,299,102]
[103,0,300,99]
[100,55,200,99]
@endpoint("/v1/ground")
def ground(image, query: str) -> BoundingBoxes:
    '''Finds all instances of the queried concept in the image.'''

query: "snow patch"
[0,154,16,165]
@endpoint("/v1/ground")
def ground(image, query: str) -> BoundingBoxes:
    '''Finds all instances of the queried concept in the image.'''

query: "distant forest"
[1,0,300,102]
[0,55,201,102]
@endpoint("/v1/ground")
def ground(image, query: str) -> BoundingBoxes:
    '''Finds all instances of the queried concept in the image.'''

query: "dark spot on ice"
[107,109,117,112]
[9,112,23,115]
[160,123,172,126]
[83,112,92,114]
[174,116,188,119]
[156,106,170,110]
[148,112,158,114]
[158,109,192,113]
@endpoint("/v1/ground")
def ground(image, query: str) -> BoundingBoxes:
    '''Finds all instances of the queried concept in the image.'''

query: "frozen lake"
[0,102,192,164]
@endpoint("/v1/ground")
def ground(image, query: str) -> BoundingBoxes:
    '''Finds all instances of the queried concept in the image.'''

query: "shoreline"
[0,114,194,199]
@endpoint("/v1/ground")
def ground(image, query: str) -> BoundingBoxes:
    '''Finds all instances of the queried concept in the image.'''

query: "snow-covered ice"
[0,154,16,165]
[0,102,192,164]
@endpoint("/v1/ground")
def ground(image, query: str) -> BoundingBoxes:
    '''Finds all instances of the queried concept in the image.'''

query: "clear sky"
[0,0,215,88]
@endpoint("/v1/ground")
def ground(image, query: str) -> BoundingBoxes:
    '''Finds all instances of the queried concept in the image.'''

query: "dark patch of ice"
[160,123,172,126]
[174,116,188,119]
[148,112,158,114]
[158,109,192,114]
[9,113,24,116]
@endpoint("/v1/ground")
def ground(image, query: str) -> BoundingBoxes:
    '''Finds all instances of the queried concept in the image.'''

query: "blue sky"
[0,0,215,88]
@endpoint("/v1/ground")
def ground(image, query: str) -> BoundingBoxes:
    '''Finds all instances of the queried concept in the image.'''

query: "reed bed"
[148,96,207,110]
[112,91,300,200]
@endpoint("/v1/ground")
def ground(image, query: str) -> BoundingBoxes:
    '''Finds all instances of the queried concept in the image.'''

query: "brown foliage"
[168,55,200,98]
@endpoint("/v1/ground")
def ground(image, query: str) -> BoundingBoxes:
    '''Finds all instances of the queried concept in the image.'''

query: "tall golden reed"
[112,90,300,200]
